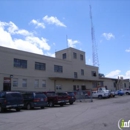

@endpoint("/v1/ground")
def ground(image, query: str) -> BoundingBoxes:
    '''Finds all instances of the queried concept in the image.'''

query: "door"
[3,77,11,91]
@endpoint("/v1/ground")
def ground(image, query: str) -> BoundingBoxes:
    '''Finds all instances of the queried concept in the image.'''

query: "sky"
[0,0,130,79]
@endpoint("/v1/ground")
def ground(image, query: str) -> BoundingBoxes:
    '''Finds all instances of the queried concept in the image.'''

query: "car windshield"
[34,93,46,98]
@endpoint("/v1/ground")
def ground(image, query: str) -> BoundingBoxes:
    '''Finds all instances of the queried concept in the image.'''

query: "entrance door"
[81,85,86,90]
[3,77,11,91]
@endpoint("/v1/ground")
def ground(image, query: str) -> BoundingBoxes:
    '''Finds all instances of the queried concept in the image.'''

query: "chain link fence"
[74,89,93,102]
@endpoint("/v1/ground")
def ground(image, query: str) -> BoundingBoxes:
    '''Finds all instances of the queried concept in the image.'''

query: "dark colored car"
[0,91,24,113]
[56,92,69,104]
[43,91,66,107]
[22,92,48,110]
[66,92,76,104]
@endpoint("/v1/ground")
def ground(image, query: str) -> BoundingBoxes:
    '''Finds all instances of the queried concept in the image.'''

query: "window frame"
[34,79,39,88]
[42,80,46,88]
[62,53,66,59]
[35,62,46,71]
[22,79,27,87]
[13,78,18,87]
[81,69,84,76]
[91,71,97,77]
[74,72,78,78]
[54,65,63,73]
[80,54,83,60]
[14,58,27,68]
[73,52,77,59]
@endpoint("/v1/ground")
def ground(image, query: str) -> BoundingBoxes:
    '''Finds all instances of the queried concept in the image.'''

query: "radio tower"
[89,5,99,67]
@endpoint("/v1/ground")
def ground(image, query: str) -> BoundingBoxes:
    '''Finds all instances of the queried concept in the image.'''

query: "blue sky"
[0,0,130,79]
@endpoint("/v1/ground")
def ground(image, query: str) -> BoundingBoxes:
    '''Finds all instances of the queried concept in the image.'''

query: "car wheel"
[98,95,102,99]
[70,102,73,105]
[27,104,31,110]
[41,106,44,109]
[48,101,54,107]
[60,103,64,107]
[16,108,21,112]
[0,105,4,113]
[126,92,129,95]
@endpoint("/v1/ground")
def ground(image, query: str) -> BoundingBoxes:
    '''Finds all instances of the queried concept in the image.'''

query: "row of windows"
[14,58,62,72]
[14,58,97,77]
[13,78,46,88]
[62,53,84,60]
[74,70,97,78]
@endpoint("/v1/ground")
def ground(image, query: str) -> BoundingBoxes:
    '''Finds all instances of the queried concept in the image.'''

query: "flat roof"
[49,77,103,82]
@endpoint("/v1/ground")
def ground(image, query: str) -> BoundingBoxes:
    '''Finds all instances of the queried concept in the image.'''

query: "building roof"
[49,77,103,82]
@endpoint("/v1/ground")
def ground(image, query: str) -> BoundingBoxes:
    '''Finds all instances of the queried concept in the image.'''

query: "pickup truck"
[43,92,68,107]
[124,89,130,95]
[92,89,110,99]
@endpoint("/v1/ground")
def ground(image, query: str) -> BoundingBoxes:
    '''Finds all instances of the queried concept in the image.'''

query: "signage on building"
[4,77,11,83]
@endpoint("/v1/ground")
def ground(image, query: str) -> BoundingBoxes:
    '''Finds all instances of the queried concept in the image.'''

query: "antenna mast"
[89,5,99,67]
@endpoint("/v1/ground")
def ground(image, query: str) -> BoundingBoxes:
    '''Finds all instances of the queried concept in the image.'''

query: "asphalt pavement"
[0,95,130,130]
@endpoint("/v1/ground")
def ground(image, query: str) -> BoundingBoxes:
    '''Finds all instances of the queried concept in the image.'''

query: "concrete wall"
[0,46,99,92]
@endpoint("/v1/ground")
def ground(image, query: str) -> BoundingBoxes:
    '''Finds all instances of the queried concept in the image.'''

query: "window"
[42,80,46,87]
[80,54,83,60]
[56,85,62,90]
[73,85,76,90]
[81,69,84,75]
[35,62,46,70]
[22,79,27,87]
[73,52,77,59]
[13,78,18,87]
[124,83,126,88]
[14,58,27,68]
[54,65,63,73]
[81,85,86,90]
[62,53,66,59]
[34,79,39,87]
[74,72,78,78]
[92,71,97,77]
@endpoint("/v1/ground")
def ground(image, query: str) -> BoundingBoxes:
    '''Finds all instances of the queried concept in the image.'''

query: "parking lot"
[0,95,130,130]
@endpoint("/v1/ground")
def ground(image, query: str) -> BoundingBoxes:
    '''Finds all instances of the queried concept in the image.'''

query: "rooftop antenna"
[66,35,69,48]
[89,5,99,67]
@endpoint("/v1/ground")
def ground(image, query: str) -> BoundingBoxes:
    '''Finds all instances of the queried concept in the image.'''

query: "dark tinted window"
[34,93,46,98]
[14,58,27,68]
[54,65,63,73]
[35,62,46,70]
[57,93,68,96]
[46,93,56,96]
[0,92,5,98]
[6,93,22,99]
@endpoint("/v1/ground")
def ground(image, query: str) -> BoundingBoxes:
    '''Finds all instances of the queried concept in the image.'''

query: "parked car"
[43,91,67,107]
[22,92,48,110]
[0,91,24,113]
[66,92,76,104]
[109,90,116,97]
[56,92,69,104]
[124,89,130,95]
[92,89,110,99]
[116,89,124,96]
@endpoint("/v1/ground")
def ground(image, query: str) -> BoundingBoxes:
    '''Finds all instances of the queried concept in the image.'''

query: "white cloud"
[30,19,45,29]
[0,21,33,36]
[102,33,115,40]
[43,15,66,27]
[0,21,51,55]
[105,70,121,78]
[125,48,130,52]
[25,36,50,50]
[67,39,80,47]
[45,52,55,57]
[105,70,130,79]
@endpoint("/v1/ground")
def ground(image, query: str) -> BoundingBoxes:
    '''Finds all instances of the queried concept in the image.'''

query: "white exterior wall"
[1,46,129,92]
